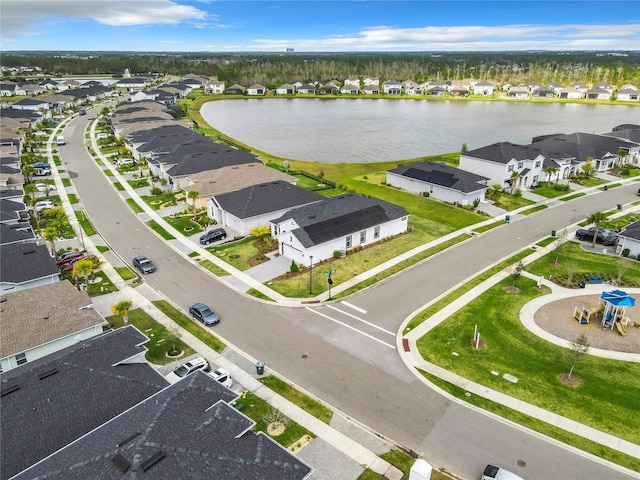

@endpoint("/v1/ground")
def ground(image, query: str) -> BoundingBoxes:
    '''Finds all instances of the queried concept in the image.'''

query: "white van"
[56,135,65,145]
[481,465,525,480]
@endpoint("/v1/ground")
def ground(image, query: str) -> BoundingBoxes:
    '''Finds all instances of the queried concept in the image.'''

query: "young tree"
[318,169,325,185]
[187,189,198,213]
[587,211,607,247]
[616,257,630,284]
[490,183,503,199]
[511,260,525,286]
[282,160,291,173]
[461,143,468,154]
[565,260,578,286]
[111,299,133,324]
[42,226,59,256]
[553,228,569,265]
[544,166,557,184]
[72,258,95,292]
[250,225,271,241]
[509,170,521,194]
[566,334,590,379]
[581,157,594,177]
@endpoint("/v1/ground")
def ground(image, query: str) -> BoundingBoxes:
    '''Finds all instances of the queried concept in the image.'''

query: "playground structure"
[573,301,605,324]
[599,290,635,336]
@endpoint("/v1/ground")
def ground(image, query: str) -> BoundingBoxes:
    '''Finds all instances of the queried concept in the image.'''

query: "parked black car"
[199,228,227,245]
[575,227,618,246]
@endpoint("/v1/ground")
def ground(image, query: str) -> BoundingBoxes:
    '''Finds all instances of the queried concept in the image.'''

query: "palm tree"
[587,211,607,248]
[72,258,95,292]
[42,226,59,256]
[544,166,557,184]
[510,170,521,194]
[111,300,133,324]
[581,157,594,177]
[490,183,503,199]
[23,182,38,203]
[187,189,198,213]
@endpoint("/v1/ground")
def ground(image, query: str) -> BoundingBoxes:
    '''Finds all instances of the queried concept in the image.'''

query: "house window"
[374,226,380,239]
[346,235,352,248]
[16,352,27,365]
[517,161,524,169]
[508,164,514,172]
[360,230,367,243]
[535,161,541,168]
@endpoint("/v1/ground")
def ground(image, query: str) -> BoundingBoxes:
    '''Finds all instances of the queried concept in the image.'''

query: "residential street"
[57,109,638,480]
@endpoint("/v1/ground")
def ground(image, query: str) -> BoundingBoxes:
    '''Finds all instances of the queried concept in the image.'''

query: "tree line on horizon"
[3,51,639,89]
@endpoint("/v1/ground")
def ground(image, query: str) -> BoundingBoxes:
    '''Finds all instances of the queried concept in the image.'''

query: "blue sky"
[2,0,639,52]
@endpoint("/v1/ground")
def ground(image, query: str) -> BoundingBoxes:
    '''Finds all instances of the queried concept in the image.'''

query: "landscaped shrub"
[290,260,298,273]
[333,250,341,258]
[422,191,430,197]
[150,186,162,195]
[622,248,630,257]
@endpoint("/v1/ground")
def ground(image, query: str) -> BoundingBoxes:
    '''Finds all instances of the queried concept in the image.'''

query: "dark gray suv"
[199,228,226,245]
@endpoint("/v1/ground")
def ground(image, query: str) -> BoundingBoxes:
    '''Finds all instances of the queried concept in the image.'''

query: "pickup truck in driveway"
[575,227,618,246]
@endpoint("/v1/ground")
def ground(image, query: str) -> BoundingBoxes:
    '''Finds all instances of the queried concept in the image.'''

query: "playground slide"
[615,321,627,336]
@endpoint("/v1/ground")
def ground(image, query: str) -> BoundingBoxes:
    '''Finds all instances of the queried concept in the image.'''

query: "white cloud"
[1,0,208,41]
[246,23,640,51]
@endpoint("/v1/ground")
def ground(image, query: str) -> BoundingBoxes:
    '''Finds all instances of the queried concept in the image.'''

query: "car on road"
[165,356,211,384]
[33,200,55,212]
[35,183,56,192]
[481,464,524,480]
[574,227,618,246]
[210,367,232,388]
[189,302,220,326]
[55,250,84,265]
[199,228,227,245]
[133,255,156,274]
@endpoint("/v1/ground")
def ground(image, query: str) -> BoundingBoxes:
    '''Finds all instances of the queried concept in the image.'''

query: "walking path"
[49,107,640,478]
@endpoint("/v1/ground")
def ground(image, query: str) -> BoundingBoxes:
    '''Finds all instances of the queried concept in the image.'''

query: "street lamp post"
[325,269,337,299]
[309,255,313,294]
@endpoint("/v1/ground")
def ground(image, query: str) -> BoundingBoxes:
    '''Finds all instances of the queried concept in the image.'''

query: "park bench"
[588,275,603,283]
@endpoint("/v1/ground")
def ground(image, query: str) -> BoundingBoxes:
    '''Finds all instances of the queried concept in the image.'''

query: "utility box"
[409,459,432,480]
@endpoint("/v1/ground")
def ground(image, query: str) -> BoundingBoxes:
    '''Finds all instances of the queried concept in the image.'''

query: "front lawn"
[529,182,570,198]
[416,277,640,445]
[106,308,195,365]
[165,214,204,236]
[140,192,180,210]
[210,236,278,271]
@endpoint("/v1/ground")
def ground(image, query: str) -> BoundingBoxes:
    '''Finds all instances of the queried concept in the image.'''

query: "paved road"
[59,109,637,480]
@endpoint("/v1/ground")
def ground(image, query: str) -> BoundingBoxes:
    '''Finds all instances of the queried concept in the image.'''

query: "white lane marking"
[326,305,394,336]
[305,308,395,349]
[340,301,367,314]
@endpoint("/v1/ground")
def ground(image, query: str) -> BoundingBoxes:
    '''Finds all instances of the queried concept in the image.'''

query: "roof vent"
[111,454,131,473]
[117,431,141,447]
[140,451,166,472]
[23,249,36,255]
[38,368,59,380]
[1,384,20,397]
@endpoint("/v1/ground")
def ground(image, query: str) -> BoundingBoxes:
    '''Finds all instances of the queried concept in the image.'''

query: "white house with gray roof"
[387,161,489,205]
[271,194,409,265]
[616,220,640,258]
[207,181,323,236]
[0,243,59,294]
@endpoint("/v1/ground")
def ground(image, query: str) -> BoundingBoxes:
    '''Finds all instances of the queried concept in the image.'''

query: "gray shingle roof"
[0,222,35,245]
[619,220,640,240]
[165,148,259,176]
[530,132,635,162]
[214,181,323,219]
[1,326,168,479]
[13,370,312,480]
[389,161,489,193]
[272,194,408,248]
[0,242,58,284]
[464,142,542,165]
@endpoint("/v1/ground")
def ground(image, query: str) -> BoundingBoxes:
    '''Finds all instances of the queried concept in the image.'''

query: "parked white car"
[115,158,134,167]
[35,183,56,192]
[33,200,55,212]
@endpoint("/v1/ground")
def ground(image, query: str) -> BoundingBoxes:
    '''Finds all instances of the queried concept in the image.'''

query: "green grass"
[188,251,200,258]
[114,266,137,281]
[52,155,61,167]
[210,236,272,271]
[420,370,640,473]
[75,211,96,236]
[605,212,640,232]
[61,178,71,187]
[358,449,452,480]
[258,375,333,424]
[113,181,125,191]
[152,300,226,353]
[86,270,118,296]
[535,237,556,248]
[140,192,179,210]
[146,219,176,240]
[126,198,144,213]
[528,183,570,198]
[336,234,470,299]
[405,249,533,332]
[416,276,640,445]
[198,259,229,276]
[490,191,534,211]
[128,178,149,189]
[95,245,109,253]
[106,308,195,365]
[520,204,548,215]
[473,221,503,233]
[238,392,315,449]
[246,288,276,302]
[560,192,586,201]
[575,176,606,188]
[165,215,204,236]
[67,193,79,204]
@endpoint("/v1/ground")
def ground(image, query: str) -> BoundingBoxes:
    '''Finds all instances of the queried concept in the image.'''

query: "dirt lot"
[534,294,640,354]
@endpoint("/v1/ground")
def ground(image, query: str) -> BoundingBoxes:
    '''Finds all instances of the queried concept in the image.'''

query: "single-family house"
[460,142,546,192]
[571,82,589,95]
[586,87,611,100]
[11,98,49,112]
[501,81,518,91]
[297,84,316,94]
[318,84,339,95]
[0,281,107,372]
[526,81,541,91]
[547,82,565,95]
[403,80,422,95]
[15,83,46,96]
[616,88,639,101]
[291,80,304,89]
[558,86,583,99]
[0,242,59,294]
[0,82,17,96]
[185,163,297,210]
[247,84,267,96]
[0,326,169,479]
[344,77,360,88]
[362,85,380,95]
[616,221,640,259]
[363,77,380,86]
[116,77,147,90]
[276,83,295,95]
[593,82,614,94]
[207,180,323,236]
[427,86,446,96]
[0,222,34,246]
[382,80,402,95]
[449,87,470,97]
[531,87,555,98]
[386,161,489,206]
[474,81,495,96]
[506,87,530,99]
[204,80,225,94]
[271,194,409,265]
[340,85,359,95]
[0,197,30,225]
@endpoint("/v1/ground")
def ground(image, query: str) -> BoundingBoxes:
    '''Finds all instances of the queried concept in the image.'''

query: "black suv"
[199,228,226,245]
[575,227,618,246]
